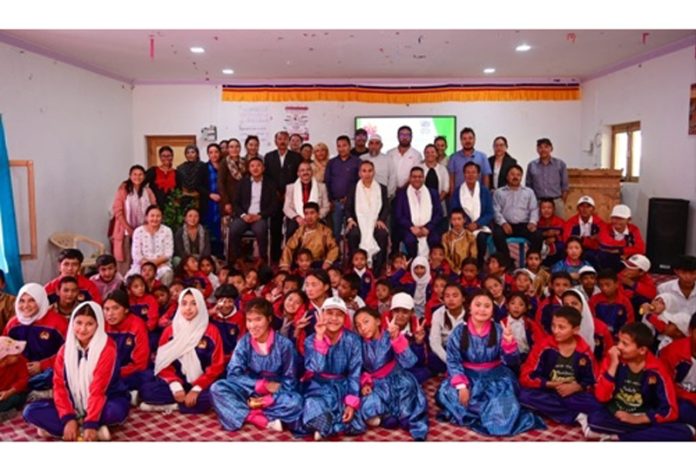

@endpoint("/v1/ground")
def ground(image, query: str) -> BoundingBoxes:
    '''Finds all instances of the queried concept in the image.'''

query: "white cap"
[513,268,536,281]
[577,195,595,207]
[368,134,382,143]
[390,292,415,311]
[578,266,597,276]
[623,254,651,272]
[610,204,631,219]
[321,296,347,313]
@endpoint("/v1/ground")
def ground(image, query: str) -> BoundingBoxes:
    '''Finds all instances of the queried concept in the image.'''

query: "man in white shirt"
[360,134,397,199]
[386,125,423,190]
[658,255,696,315]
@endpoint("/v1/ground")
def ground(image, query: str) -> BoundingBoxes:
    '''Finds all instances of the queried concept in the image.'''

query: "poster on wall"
[689,84,696,135]
[284,105,310,141]
[238,104,273,149]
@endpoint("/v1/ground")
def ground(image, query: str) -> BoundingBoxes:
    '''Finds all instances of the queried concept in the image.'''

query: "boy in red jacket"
[44,248,102,305]
[659,314,696,427]
[597,204,645,273]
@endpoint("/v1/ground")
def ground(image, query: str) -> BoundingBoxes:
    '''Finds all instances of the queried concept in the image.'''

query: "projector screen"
[354,115,457,157]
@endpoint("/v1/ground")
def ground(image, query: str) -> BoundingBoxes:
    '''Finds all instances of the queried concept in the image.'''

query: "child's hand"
[27,362,41,376]
[361,385,373,396]
[342,405,355,423]
[502,324,515,344]
[63,420,79,441]
[664,323,685,339]
[414,318,426,344]
[314,312,327,340]
[248,397,265,409]
[555,381,582,397]
[458,387,470,407]
[608,346,621,366]
[173,390,186,403]
[295,312,311,331]
[614,410,633,423]
[184,390,200,408]
[387,316,400,340]
[266,381,281,394]
[83,428,97,442]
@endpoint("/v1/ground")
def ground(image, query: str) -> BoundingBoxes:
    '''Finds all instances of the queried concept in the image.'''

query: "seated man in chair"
[283,161,330,241]
[279,202,339,272]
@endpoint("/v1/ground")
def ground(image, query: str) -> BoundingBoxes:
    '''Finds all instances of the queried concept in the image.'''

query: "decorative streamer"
[149,34,155,60]
[642,32,650,45]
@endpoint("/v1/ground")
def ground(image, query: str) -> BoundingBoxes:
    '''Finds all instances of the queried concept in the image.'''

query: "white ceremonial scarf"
[564,288,596,352]
[406,185,432,257]
[292,178,319,216]
[459,181,491,236]
[64,301,109,416]
[15,283,50,326]
[154,288,209,384]
[354,180,382,260]
[507,316,530,354]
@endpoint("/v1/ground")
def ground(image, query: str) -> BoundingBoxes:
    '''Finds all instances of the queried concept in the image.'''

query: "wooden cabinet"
[565,169,622,221]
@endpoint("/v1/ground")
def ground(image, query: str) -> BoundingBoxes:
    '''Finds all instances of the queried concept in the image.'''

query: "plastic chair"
[49,232,106,271]
[486,236,529,268]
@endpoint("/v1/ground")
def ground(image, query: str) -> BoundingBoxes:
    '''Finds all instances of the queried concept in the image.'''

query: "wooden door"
[146,135,198,168]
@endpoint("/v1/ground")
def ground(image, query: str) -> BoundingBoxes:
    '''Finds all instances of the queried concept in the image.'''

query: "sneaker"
[266,419,283,432]
[129,390,139,407]
[36,427,52,439]
[97,425,111,441]
[599,434,619,441]
[686,425,696,438]
[314,431,322,441]
[139,402,178,413]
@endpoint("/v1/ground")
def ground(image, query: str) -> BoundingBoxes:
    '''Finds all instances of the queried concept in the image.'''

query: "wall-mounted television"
[354,115,457,156]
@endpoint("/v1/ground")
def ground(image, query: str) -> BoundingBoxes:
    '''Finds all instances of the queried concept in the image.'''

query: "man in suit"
[345,160,390,275]
[264,131,302,264]
[228,157,278,265]
[394,166,443,258]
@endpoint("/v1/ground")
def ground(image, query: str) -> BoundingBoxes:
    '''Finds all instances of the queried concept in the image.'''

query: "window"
[611,122,641,182]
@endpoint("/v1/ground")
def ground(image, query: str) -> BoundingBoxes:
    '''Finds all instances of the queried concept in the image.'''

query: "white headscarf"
[458,181,491,236]
[15,283,50,326]
[411,256,431,314]
[354,179,382,260]
[406,185,432,257]
[562,288,596,352]
[64,301,109,415]
[154,288,209,383]
[292,177,319,216]
[644,293,691,350]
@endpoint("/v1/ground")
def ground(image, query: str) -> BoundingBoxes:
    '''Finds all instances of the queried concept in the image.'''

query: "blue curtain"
[0,114,24,294]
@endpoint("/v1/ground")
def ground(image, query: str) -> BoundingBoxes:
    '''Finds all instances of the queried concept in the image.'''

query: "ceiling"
[1,29,694,84]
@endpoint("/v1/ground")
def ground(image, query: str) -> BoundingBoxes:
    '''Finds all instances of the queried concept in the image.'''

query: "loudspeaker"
[646,198,690,274]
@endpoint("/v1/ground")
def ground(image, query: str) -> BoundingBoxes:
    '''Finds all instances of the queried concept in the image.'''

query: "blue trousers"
[678,399,696,426]
[518,388,603,424]
[402,231,442,259]
[587,408,693,441]
[330,200,346,244]
[28,368,53,391]
[139,376,212,414]
[123,369,155,392]
[23,397,129,437]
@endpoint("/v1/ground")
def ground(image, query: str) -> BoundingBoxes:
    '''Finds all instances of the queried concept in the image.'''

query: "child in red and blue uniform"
[350,249,378,304]
[618,254,657,316]
[486,253,514,295]
[580,322,694,441]
[459,258,482,299]
[4,283,68,391]
[175,255,213,300]
[23,301,130,441]
[597,204,645,272]
[126,274,159,333]
[139,288,225,414]
[519,306,602,424]
[590,269,635,337]
[209,284,246,363]
[424,274,447,328]
[500,292,546,365]
[44,248,102,305]
[483,275,508,322]
[536,272,572,335]
[429,244,455,281]
[659,314,696,427]
[46,276,80,319]
[563,196,605,257]
[103,290,152,395]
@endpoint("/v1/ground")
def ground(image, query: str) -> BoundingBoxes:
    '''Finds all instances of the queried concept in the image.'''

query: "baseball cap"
[321,296,348,313]
[390,292,415,311]
[577,195,595,207]
[578,266,597,276]
[623,254,651,272]
[610,204,632,219]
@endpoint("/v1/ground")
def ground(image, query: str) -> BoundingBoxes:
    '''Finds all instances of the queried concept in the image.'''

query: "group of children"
[1,229,696,442]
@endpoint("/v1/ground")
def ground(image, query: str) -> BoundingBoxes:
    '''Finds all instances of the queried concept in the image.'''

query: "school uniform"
[551,258,592,281]
[586,352,693,441]
[180,272,213,300]
[589,292,635,336]
[519,335,602,424]
[493,299,508,322]
[430,260,456,281]
[436,322,546,436]
[597,223,646,272]
[563,214,605,251]
[129,294,159,333]
[424,294,443,328]
[659,337,696,426]
[211,331,303,432]
[460,277,482,299]
[105,314,152,391]
[0,354,29,412]
[359,332,429,440]
[23,337,130,436]
[209,306,246,363]
[44,275,102,305]
[538,215,566,266]
[351,268,377,303]
[500,314,546,361]
[619,271,657,316]
[535,295,563,335]
[301,329,366,437]
[592,317,614,364]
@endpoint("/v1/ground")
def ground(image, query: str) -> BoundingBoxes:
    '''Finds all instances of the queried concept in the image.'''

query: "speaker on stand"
[646,198,690,274]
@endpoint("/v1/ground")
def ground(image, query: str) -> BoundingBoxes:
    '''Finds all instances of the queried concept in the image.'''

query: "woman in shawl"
[23,301,129,441]
[139,288,225,414]
[173,208,212,267]
[3,283,68,391]
[176,144,209,215]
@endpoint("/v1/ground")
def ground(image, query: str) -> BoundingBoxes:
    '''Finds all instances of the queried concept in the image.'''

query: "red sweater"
[44,274,102,305]
[0,354,29,393]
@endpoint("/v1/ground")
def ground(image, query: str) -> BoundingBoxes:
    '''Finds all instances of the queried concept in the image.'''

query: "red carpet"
[0,377,584,442]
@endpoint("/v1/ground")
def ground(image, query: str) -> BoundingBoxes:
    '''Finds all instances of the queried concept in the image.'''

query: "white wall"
[0,43,133,284]
[580,46,696,255]
[132,85,584,172]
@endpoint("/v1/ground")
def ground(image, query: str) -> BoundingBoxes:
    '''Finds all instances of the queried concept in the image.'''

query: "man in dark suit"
[393,167,443,258]
[263,131,302,264]
[344,160,390,275]
[228,157,278,265]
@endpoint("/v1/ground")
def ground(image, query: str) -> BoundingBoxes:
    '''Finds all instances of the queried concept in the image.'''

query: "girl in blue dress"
[436,289,546,436]
[301,297,365,440]
[354,306,429,441]
[211,298,303,433]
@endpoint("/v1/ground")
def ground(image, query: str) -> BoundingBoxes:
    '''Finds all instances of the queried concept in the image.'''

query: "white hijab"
[154,288,209,384]
[354,179,382,261]
[563,288,596,352]
[411,256,431,314]
[406,185,432,257]
[292,177,319,216]
[458,181,491,236]
[15,283,50,326]
[64,301,109,415]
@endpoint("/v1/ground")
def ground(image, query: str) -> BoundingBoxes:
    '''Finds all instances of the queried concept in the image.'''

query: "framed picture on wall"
[690,84,696,135]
